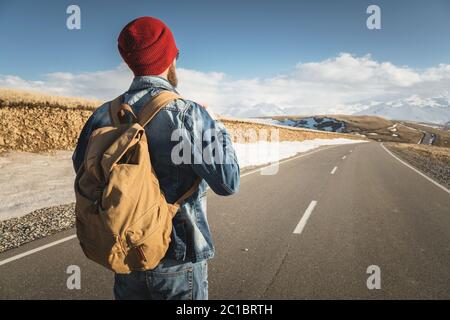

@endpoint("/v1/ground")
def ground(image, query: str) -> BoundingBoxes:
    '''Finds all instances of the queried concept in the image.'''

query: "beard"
[167,64,178,87]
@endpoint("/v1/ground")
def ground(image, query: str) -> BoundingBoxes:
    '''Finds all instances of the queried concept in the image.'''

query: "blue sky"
[1,0,450,79]
[1,0,450,121]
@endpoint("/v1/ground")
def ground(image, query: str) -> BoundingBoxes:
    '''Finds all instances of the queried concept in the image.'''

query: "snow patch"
[259,117,346,133]
[234,138,365,168]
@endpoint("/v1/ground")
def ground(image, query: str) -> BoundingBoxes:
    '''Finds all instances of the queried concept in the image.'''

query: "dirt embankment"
[0,88,98,153]
[0,88,362,153]
[0,105,94,153]
[385,143,450,189]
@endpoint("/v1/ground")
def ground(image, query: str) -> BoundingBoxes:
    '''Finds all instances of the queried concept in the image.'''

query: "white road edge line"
[0,235,77,267]
[293,200,318,235]
[330,166,338,175]
[0,144,348,267]
[381,143,450,194]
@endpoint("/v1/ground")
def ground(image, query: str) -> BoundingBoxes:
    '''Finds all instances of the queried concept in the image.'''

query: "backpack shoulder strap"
[174,177,202,207]
[109,95,123,126]
[109,95,137,126]
[138,90,181,127]
[139,91,201,209]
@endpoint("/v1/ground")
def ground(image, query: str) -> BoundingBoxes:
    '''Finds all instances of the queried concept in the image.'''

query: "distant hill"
[259,114,450,147]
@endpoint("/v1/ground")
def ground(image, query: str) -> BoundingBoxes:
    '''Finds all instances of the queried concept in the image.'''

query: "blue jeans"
[114,259,208,300]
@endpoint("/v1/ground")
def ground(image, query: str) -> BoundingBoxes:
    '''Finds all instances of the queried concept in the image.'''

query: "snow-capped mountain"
[223,95,450,125]
[355,95,450,124]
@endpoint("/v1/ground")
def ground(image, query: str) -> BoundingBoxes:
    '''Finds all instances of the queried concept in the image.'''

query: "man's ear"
[172,56,177,67]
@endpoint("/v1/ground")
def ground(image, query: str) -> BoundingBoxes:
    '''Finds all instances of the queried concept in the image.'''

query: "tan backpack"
[74,91,200,274]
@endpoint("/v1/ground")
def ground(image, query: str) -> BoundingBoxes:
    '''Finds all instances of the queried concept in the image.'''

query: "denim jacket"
[72,76,240,263]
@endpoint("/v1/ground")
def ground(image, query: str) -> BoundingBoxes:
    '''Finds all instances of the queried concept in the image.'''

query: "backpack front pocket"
[123,203,174,270]
[125,203,161,247]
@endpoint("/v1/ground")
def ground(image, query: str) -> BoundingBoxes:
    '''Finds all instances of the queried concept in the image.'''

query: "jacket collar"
[128,76,176,93]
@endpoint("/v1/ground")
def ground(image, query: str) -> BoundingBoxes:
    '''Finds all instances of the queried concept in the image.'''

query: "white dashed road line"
[293,200,318,235]
[330,166,338,175]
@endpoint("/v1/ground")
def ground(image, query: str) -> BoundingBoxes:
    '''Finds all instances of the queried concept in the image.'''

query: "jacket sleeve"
[72,113,95,173]
[181,101,240,196]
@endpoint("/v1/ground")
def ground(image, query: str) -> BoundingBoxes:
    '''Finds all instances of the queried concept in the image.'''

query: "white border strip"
[381,143,449,194]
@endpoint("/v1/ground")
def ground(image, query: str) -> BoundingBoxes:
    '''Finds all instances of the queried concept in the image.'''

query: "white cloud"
[294,53,420,86]
[0,64,133,100]
[1,53,450,118]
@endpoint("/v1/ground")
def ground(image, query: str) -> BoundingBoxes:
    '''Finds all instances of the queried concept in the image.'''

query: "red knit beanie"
[118,17,178,76]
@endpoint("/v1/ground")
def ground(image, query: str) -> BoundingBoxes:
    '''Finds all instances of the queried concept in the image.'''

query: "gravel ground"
[0,203,75,253]
[386,143,450,189]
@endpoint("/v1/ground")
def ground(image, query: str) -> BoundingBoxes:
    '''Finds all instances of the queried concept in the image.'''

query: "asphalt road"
[1,142,449,299]
[421,132,435,145]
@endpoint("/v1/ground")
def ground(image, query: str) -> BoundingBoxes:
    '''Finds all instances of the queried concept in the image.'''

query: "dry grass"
[0,87,101,110]
[320,115,425,144]
[387,143,450,161]
[327,114,392,130]
[386,143,450,188]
